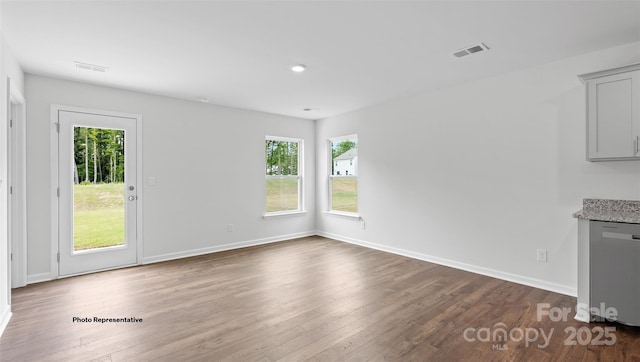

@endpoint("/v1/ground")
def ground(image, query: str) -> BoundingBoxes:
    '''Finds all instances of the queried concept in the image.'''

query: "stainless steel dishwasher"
[590,220,640,326]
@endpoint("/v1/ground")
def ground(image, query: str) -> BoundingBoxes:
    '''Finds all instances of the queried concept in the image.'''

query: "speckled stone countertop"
[573,199,640,224]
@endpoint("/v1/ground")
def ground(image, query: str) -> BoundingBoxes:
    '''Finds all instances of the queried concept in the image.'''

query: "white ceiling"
[3,1,640,120]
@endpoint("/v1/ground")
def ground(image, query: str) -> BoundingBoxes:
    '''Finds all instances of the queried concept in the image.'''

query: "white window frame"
[264,135,304,217]
[327,134,359,218]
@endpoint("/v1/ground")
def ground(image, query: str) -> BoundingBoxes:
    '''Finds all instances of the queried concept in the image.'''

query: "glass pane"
[331,178,358,213]
[331,138,357,177]
[73,126,126,251]
[331,137,358,212]
[266,178,299,212]
[265,140,298,176]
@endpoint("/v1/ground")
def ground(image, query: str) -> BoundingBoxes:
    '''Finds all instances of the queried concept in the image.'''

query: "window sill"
[263,210,307,219]
[323,211,361,220]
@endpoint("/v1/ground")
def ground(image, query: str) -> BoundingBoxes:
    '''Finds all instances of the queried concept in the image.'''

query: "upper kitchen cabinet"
[579,64,640,161]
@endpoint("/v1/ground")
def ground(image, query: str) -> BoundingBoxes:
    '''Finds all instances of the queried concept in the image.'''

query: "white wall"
[0,4,7,337]
[16,39,640,298]
[1,12,26,335]
[316,41,640,296]
[25,75,315,281]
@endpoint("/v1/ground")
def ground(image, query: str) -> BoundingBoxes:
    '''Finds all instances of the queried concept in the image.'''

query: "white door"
[9,84,27,288]
[58,110,138,276]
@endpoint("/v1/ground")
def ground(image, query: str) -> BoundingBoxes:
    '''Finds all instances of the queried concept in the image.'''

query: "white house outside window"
[329,135,358,214]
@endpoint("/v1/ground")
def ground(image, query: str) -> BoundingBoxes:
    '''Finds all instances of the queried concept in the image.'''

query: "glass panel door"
[58,109,138,276]
[73,127,126,252]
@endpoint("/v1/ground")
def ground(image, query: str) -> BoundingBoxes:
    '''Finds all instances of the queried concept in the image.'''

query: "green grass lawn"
[331,178,358,213]
[74,179,356,250]
[73,183,125,251]
[266,177,358,213]
[266,178,299,212]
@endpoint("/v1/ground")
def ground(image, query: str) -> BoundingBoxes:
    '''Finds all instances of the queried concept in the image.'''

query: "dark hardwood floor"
[1,236,639,361]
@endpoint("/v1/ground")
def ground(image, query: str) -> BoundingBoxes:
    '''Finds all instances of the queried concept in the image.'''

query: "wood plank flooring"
[1,236,639,361]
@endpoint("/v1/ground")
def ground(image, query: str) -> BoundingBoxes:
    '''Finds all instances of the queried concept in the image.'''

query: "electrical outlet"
[227,224,234,232]
[537,249,547,262]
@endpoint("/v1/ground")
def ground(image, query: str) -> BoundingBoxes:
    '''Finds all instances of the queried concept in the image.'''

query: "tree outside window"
[265,137,303,213]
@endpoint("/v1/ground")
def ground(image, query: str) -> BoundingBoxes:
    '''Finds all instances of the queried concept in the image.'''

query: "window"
[329,135,358,214]
[265,136,303,214]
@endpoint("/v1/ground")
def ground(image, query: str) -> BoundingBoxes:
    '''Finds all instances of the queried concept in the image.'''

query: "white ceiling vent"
[452,43,490,58]
[74,61,108,72]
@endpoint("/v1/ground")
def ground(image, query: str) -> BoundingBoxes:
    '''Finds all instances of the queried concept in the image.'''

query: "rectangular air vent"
[452,43,490,58]
[74,61,108,72]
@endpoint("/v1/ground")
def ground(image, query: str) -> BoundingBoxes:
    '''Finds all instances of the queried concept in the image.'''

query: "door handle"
[128,195,136,201]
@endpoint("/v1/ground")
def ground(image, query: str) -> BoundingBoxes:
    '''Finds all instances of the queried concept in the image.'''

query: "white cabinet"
[579,64,640,161]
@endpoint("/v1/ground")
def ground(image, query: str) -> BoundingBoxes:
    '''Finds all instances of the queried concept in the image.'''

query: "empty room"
[1,1,640,360]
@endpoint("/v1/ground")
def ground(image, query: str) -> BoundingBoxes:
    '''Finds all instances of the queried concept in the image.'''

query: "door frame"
[8,79,27,288]
[50,104,143,278]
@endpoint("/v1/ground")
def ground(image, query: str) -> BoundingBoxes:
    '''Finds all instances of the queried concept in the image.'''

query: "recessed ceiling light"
[74,61,108,72]
[291,64,307,73]
[197,97,210,103]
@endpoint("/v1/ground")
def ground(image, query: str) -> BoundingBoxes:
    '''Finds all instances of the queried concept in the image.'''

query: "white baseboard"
[25,232,315,285]
[24,230,575,297]
[142,231,316,265]
[317,231,576,297]
[27,272,55,285]
[0,308,12,338]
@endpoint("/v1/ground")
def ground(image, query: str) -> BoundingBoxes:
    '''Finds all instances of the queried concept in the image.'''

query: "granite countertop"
[573,198,640,224]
